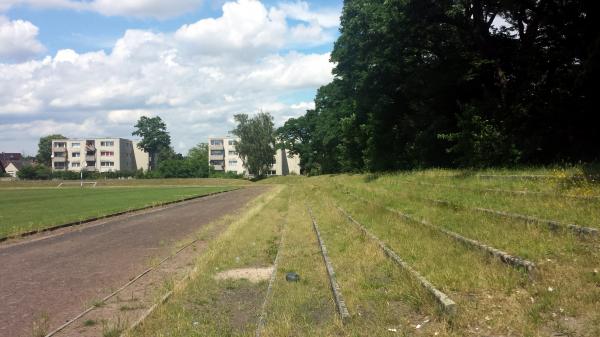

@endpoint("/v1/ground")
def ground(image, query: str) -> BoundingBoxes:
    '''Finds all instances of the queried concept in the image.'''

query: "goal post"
[56,181,97,188]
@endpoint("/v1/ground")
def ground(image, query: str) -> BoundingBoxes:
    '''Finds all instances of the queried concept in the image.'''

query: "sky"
[0,0,342,155]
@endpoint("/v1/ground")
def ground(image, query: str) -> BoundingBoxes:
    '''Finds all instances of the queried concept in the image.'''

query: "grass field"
[0,177,251,189]
[0,184,236,239]
[126,168,599,337]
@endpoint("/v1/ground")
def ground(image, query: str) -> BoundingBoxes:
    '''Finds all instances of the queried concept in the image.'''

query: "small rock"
[548,287,554,292]
[285,272,300,282]
[593,269,598,275]
[387,328,397,332]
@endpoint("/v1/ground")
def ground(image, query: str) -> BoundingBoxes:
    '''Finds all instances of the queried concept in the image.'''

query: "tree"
[280,0,599,170]
[36,134,67,166]
[187,143,211,178]
[132,116,171,170]
[231,112,276,177]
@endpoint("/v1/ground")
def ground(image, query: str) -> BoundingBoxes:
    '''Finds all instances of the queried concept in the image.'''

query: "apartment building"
[51,138,149,172]
[208,136,300,176]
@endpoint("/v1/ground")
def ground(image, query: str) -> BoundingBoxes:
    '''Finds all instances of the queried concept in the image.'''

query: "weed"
[83,319,97,327]
[102,316,127,337]
[30,312,49,337]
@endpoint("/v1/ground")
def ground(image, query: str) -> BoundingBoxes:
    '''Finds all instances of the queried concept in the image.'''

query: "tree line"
[278,0,599,174]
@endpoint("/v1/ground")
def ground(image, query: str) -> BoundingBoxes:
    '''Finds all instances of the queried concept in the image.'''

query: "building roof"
[0,153,22,162]
[0,159,32,171]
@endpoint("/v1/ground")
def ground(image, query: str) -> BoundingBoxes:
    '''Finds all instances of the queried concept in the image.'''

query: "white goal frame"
[57,181,97,188]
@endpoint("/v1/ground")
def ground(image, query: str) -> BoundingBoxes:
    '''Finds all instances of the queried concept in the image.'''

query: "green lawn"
[127,168,599,337]
[0,185,236,238]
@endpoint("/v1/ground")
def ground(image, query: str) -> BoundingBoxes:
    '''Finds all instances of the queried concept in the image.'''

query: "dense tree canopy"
[278,0,599,173]
[36,134,67,166]
[231,112,276,177]
[132,116,171,170]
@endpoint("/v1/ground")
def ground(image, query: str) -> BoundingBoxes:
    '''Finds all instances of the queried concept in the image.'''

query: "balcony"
[52,146,67,152]
[52,156,66,162]
[210,154,225,161]
[212,164,224,171]
[84,166,97,172]
[209,144,224,151]
[85,155,96,161]
[85,145,96,152]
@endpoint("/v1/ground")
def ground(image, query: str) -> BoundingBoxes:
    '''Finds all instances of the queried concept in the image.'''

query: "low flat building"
[208,136,300,176]
[51,138,149,172]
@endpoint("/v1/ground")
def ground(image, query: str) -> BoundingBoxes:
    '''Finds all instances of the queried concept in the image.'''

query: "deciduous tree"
[132,116,171,170]
[36,134,67,166]
[231,112,276,177]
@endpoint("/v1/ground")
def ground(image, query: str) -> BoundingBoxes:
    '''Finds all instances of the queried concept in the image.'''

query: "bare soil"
[215,267,274,283]
[0,186,268,337]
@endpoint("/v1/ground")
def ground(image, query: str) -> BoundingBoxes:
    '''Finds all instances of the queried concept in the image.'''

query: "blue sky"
[0,0,342,155]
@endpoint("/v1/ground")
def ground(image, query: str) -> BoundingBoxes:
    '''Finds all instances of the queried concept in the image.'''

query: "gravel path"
[0,186,267,337]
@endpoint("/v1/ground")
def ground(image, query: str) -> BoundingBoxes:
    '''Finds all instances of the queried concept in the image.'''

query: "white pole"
[80,170,83,188]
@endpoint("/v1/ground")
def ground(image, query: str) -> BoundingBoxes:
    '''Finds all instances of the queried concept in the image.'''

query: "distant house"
[0,153,29,178]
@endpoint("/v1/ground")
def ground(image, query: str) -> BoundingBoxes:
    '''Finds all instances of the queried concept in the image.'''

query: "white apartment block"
[208,136,300,176]
[51,138,149,172]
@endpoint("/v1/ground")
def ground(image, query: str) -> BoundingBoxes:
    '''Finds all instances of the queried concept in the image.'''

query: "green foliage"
[231,112,276,177]
[208,170,245,179]
[17,164,136,180]
[186,143,211,177]
[36,134,67,166]
[278,0,599,171]
[132,116,171,170]
[17,165,52,180]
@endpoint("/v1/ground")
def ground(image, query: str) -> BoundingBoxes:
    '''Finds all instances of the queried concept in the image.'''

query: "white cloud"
[278,1,340,28]
[290,101,314,110]
[0,0,337,154]
[107,109,153,124]
[175,0,287,53]
[0,16,45,62]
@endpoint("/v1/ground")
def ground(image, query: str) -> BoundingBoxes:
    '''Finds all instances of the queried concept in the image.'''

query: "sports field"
[127,169,599,337]
[0,184,237,239]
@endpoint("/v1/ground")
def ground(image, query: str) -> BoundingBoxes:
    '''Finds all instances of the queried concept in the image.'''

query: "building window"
[228,160,237,167]
[210,139,223,146]
[100,161,115,167]
[101,151,114,157]
[54,162,65,168]
[54,152,65,157]
[228,150,237,156]
[210,160,224,165]
[267,170,276,175]
[100,141,114,147]
[54,142,66,148]
[210,150,224,156]
[71,162,80,168]
[71,142,80,148]
[72,152,80,157]
[228,140,235,145]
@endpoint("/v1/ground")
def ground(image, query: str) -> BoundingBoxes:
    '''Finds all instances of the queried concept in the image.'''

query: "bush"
[17,165,52,180]
[209,170,245,179]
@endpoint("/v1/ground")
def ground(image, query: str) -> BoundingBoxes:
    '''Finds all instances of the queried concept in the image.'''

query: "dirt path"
[0,186,268,337]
